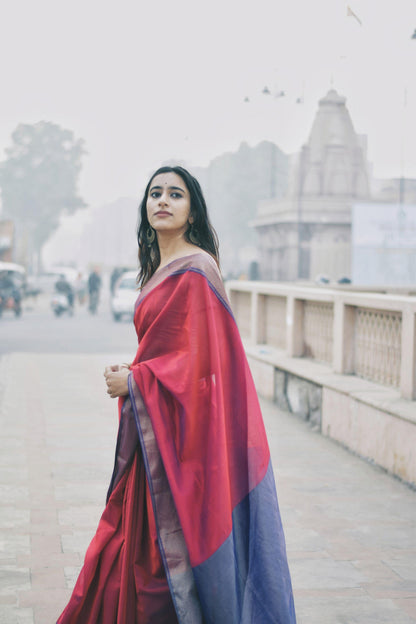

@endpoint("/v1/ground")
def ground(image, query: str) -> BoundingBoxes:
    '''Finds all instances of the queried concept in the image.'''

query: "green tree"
[0,121,86,266]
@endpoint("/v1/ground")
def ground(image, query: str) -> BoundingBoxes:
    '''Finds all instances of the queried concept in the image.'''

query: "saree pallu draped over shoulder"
[57,253,296,624]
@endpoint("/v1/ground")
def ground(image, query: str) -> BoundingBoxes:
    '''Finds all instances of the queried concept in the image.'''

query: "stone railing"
[226,281,416,401]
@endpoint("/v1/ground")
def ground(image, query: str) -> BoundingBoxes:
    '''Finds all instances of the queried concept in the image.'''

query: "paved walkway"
[0,352,415,623]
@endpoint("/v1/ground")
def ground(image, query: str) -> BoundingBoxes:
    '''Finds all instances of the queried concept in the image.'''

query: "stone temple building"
[252,89,370,281]
[193,141,288,279]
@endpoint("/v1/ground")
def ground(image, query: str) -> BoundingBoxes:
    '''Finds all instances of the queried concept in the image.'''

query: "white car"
[111,271,138,321]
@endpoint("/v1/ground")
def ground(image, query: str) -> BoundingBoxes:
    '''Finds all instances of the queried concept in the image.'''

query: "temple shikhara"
[253,89,370,281]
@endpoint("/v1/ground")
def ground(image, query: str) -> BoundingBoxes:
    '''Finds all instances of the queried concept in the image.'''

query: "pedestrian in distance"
[56,165,296,624]
[87,268,101,314]
[75,271,87,305]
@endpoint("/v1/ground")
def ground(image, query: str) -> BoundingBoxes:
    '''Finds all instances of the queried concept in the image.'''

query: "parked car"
[315,274,330,285]
[111,271,138,321]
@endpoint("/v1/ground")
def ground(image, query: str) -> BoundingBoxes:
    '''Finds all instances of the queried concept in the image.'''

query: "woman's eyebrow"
[149,185,186,193]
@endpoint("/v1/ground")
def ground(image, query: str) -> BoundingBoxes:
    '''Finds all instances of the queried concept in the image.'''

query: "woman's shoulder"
[139,251,229,313]
[141,251,224,298]
[178,253,229,305]
[174,251,222,282]
[184,250,218,270]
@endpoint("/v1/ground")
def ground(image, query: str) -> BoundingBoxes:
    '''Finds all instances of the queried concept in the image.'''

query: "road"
[1,294,415,623]
[0,293,137,356]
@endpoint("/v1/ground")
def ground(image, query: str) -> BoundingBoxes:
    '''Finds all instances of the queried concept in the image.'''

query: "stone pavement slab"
[0,352,415,623]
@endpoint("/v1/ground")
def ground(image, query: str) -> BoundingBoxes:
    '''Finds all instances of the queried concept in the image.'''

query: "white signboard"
[352,202,416,286]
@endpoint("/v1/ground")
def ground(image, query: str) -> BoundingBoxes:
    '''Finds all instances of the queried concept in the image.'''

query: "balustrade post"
[257,294,267,344]
[333,299,355,374]
[226,286,234,309]
[400,308,416,400]
[286,296,304,356]
[250,291,258,344]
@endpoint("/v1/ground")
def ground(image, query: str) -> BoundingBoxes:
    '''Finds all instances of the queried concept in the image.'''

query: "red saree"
[57,253,296,624]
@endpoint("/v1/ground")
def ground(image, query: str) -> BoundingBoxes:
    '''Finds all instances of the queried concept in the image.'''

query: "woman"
[57,166,296,623]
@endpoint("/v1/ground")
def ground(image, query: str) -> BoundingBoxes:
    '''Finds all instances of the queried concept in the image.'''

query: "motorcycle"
[51,292,73,317]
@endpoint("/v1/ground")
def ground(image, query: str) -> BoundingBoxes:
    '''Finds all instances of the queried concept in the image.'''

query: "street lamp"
[400,30,416,203]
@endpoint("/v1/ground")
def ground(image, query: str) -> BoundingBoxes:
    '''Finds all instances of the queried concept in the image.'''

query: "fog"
[0,0,415,209]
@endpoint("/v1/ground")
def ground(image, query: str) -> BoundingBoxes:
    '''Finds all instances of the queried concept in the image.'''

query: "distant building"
[192,140,289,278]
[252,89,370,281]
[42,144,288,278]
[42,198,138,272]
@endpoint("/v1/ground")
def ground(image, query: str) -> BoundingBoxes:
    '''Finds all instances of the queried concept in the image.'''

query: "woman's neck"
[157,233,200,269]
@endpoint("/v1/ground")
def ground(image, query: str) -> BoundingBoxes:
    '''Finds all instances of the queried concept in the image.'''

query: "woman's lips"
[154,211,171,217]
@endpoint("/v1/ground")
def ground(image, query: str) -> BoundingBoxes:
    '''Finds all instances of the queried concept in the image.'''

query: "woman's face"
[146,172,192,237]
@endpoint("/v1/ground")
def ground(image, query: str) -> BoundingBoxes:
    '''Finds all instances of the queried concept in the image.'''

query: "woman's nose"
[158,192,168,205]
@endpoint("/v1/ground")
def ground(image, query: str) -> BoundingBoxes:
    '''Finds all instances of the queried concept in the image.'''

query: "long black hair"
[137,166,219,286]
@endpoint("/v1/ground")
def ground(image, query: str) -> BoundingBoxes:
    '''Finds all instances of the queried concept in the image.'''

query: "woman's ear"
[188,214,194,225]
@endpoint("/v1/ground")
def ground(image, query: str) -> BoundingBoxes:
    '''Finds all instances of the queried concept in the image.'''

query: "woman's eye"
[150,191,161,198]
[171,192,182,199]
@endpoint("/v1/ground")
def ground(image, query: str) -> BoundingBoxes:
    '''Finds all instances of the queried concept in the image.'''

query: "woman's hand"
[104,364,130,398]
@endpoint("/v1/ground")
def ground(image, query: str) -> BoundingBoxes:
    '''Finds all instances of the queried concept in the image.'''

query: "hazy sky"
[1,0,415,208]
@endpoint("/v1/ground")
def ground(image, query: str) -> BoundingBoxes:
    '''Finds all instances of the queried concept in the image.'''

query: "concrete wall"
[227,281,416,486]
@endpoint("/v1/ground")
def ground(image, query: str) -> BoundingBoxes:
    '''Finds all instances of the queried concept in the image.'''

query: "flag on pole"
[347,5,362,25]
